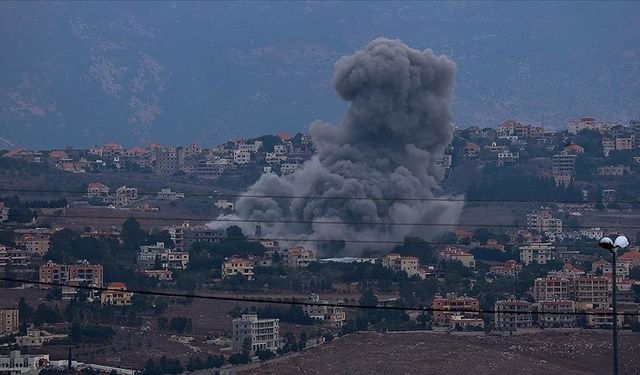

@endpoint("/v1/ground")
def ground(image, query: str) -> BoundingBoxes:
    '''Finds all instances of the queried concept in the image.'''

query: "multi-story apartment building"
[432,294,480,325]
[182,226,226,251]
[302,294,346,328]
[232,314,283,352]
[17,234,50,256]
[520,243,555,265]
[233,150,251,165]
[494,299,533,331]
[283,247,316,268]
[574,276,610,310]
[585,308,623,328]
[552,152,577,185]
[137,242,189,270]
[0,247,30,267]
[538,300,576,328]
[154,147,184,176]
[143,269,174,281]
[526,212,562,234]
[0,202,9,222]
[222,257,255,280]
[615,135,635,151]
[533,277,571,302]
[39,260,103,288]
[0,308,19,336]
[100,282,134,306]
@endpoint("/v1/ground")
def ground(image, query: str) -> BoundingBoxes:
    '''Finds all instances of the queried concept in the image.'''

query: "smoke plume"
[218,38,463,255]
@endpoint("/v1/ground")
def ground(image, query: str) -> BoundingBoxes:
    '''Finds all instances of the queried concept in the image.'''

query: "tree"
[122,218,148,252]
[256,349,276,361]
[228,352,251,365]
[226,225,245,240]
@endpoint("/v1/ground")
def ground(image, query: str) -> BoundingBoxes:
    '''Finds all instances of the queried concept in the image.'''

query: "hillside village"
[1,117,640,373]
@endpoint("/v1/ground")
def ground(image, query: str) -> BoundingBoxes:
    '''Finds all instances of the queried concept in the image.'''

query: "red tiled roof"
[49,150,68,158]
[88,182,109,191]
[619,251,640,261]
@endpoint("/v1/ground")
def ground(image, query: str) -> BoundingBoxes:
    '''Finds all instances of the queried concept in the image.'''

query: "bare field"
[245,330,640,375]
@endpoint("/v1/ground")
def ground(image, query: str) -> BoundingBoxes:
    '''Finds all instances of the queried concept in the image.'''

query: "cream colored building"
[232,314,283,352]
[519,243,555,265]
[0,308,19,336]
[284,247,316,268]
[100,282,134,306]
[222,257,255,280]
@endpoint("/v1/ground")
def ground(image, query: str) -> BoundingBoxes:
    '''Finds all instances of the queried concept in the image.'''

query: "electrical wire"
[1,187,636,204]
[0,276,631,316]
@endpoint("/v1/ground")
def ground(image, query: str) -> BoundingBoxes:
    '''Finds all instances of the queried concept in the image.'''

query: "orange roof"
[107,282,127,289]
[498,119,520,128]
[562,262,582,271]
[126,147,146,155]
[619,251,640,261]
[278,131,291,141]
[147,143,163,150]
[88,182,109,191]
[49,150,68,158]
[102,143,122,150]
[592,259,610,265]
[5,148,28,157]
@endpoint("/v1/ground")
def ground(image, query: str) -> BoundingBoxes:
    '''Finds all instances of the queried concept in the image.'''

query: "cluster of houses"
[458,117,640,187]
[2,131,314,179]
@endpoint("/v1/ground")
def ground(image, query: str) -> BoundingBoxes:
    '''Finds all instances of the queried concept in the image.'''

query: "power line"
[0,276,631,317]
[51,232,608,250]
[30,212,640,231]
[1,187,637,205]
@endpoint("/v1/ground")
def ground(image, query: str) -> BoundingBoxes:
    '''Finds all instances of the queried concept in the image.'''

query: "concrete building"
[302,294,346,328]
[182,226,225,250]
[0,308,19,336]
[232,314,283,352]
[222,257,254,280]
[156,188,185,201]
[552,152,577,186]
[432,294,480,326]
[0,202,9,222]
[0,350,49,374]
[101,282,134,306]
[283,247,316,268]
[538,300,576,328]
[585,308,623,328]
[574,276,610,310]
[39,260,104,289]
[17,234,50,257]
[154,147,184,176]
[494,299,533,330]
[533,277,571,302]
[519,243,555,265]
[16,330,68,347]
[526,211,562,234]
[382,253,421,277]
[86,182,110,199]
[489,260,522,277]
[438,247,476,268]
[0,247,30,267]
[137,243,189,271]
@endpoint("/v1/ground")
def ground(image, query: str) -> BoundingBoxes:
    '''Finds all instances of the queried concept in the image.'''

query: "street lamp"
[598,235,629,375]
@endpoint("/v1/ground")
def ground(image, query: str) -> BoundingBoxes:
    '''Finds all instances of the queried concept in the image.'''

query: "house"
[597,165,629,176]
[232,314,283,352]
[215,200,234,210]
[86,182,110,199]
[462,142,480,158]
[489,260,522,277]
[547,263,585,279]
[222,257,254,280]
[156,188,185,201]
[16,330,68,347]
[283,246,316,268]
[17,234,50,256]
[101,282,134,306]
[585,308,623,328]
[567,117,599,134]
[619,250,640,268]
[564,143,584,154]
[494,299,533,330]
[143,269,174,281]
[382,253,421,277]
[281,163,300,175]
[302,294,346,328]
[438,247,475,268]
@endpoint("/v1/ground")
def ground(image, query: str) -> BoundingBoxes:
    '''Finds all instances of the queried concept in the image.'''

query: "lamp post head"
[599,237,615,251]
[614,236,629,250]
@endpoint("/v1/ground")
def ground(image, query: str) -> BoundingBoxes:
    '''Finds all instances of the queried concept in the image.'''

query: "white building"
[233,150,251,165]
[0,350,49,374]
[232,314,283,352]
[0,202,9,222]
[519,243,555,265]
[156,188,185,201]
[302,294,346,328]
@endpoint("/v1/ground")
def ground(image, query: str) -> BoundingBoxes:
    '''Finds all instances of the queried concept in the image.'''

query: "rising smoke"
[217,37,463,255]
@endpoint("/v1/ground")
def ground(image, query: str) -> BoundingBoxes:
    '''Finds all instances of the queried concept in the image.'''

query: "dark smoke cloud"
[216,37,463,254]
